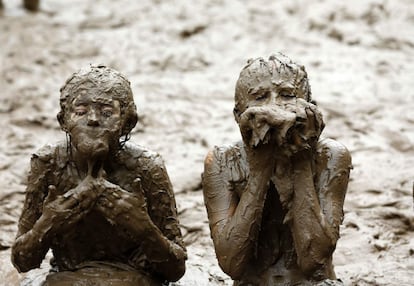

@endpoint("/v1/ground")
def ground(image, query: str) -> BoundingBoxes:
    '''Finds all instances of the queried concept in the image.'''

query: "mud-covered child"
[12,65,187,286]
[203,53,352,286]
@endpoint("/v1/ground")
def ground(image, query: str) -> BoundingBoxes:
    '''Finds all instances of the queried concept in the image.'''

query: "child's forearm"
[11,216,52,272]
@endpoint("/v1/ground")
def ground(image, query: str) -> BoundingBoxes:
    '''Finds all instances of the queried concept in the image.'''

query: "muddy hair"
[57,64,138,147]
[234,53,312,121]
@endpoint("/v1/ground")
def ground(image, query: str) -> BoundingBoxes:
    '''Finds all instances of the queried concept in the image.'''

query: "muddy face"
[65,90,122,160]
[234,55,323,152]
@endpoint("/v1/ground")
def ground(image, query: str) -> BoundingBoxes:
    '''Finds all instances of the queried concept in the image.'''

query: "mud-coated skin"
[202,54,351,285]
[11,65,186,285]
[12,142,186,285]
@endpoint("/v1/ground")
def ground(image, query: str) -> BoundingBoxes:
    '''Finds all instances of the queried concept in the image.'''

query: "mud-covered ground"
[0,0,413,285]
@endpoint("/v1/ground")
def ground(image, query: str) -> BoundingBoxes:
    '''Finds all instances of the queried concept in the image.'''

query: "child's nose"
[87,110,99,126]
[269,91,278,104]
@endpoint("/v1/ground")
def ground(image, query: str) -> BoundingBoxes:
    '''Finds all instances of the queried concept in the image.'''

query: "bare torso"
[203,139,350,285]
[14,141,185,285]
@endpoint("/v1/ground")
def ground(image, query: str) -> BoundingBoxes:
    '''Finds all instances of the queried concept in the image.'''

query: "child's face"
[65,90,123,158]
[235,65,323,150]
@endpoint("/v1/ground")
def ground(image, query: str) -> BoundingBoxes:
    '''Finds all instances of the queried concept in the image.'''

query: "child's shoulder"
[117,142,166,170]
[208,141,246,167]
[204,141,248,184]
[31,141,68,164]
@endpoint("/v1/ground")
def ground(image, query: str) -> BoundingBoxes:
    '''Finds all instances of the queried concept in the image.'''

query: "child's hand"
[41,178,100,235]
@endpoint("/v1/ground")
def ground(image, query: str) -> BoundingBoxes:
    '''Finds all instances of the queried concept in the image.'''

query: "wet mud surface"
[0,0,413,285]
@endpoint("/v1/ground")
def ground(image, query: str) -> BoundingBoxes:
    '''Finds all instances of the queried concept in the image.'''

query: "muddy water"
[1,0,413,285]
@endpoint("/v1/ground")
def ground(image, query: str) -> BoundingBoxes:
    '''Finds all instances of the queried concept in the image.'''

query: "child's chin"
[78,141,109,158]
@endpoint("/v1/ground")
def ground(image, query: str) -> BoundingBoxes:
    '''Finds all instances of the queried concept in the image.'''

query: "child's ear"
[57,111,67,132]
[122,114,138,136]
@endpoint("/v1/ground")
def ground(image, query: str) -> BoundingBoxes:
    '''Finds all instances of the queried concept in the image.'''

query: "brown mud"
[0,0,413,285]
[202,55,351,285]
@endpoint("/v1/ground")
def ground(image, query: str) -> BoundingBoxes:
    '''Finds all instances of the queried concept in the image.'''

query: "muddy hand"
[42,182,97,235]
[42,160,106,235]
[86,159,107,179]
[96,178,147,217]
[239,106,296,148]
[95,178,152,237]
[62,159,106,203]
[290,99,324,153]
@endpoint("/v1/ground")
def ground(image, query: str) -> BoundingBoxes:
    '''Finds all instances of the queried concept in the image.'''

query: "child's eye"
[256,91,270,101]
[280,90,295,98]
[74,107,87,116]
[102,109,113,117]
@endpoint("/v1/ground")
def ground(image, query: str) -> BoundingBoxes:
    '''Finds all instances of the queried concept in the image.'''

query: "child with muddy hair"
[202,53,352,286]
[11,65,187,286]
